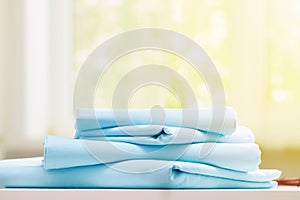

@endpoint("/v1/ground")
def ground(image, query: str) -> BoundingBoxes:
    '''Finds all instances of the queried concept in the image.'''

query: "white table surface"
[0,187,299,200]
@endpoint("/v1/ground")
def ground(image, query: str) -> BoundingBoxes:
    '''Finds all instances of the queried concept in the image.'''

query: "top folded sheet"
[75,107,237,137]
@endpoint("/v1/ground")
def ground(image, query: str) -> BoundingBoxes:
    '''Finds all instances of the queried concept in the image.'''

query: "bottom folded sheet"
[0,157,280,189]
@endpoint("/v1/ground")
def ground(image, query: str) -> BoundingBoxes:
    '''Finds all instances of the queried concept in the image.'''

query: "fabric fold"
[43,136,261,171]
[0,157,280,189]
[77,125,255,145]
[75,107,237,137]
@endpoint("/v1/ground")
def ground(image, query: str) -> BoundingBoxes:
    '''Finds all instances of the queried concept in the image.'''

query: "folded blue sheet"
[75,107,237,137]
[0,105,281,189]
[0,157,280,189]
[43,136,261,171]
[77,125,254,145]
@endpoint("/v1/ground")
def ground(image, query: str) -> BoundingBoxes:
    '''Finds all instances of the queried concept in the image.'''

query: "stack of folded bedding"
[0,107,281,188]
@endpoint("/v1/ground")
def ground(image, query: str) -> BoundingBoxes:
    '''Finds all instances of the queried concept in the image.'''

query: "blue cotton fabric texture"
[0,157,280,189]
[75,107,237,137]
[43,136,261,171]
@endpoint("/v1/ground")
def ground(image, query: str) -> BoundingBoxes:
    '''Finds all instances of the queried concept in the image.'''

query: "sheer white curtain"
[0,0,73,157]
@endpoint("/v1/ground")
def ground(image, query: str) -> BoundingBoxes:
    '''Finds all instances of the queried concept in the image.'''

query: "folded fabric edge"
[75,125,255,145]
[170,162,281,182]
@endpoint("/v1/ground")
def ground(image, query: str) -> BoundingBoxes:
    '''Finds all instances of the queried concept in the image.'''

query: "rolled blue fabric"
[43,136,261,171]
[75,107,237,137]
[0,157,280,189]
[77,126,254,145]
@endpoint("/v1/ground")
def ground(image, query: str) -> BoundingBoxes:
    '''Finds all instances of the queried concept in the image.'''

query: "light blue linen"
[77,126,254,145]
[43,136,261,171]
[0,157,280,189]
[75,107,237,137]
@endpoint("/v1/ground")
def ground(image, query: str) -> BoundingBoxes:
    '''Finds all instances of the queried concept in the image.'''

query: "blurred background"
[0,0,299,178]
